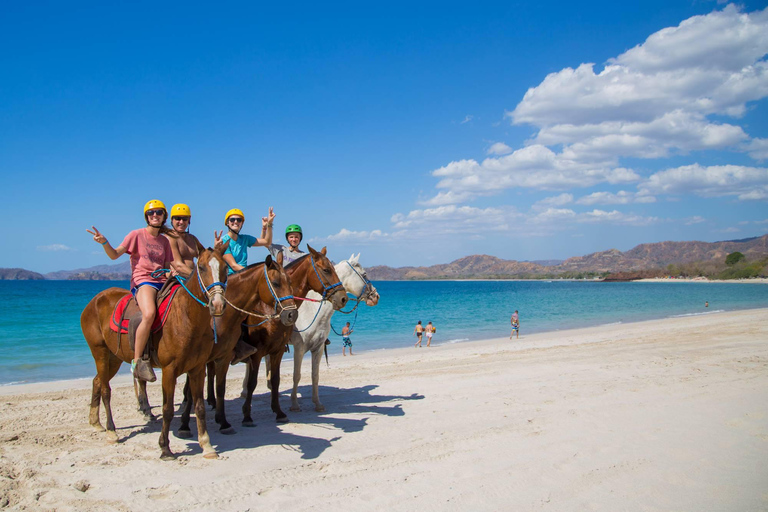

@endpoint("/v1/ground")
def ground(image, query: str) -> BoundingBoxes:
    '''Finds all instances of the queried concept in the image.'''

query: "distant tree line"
[665,253,767,280]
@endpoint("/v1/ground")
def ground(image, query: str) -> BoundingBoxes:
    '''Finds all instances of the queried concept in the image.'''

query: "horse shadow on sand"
[116,384,423,460]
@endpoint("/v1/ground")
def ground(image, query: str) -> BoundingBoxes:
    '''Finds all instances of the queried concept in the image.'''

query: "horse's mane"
[284,253,310,269]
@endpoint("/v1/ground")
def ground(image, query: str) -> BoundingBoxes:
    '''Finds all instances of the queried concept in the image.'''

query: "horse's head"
[260,252,298,326]
[306,245,348,310]
[197,241,230,317]
[337,253,379,306]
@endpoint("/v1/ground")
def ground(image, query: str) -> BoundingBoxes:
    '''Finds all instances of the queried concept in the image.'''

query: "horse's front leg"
[310,346,326,412]
[242,355,261,427]
[177,377,194,439]
[269,351,289,423]
[189,364,217,459]
[94,351,122,443]
[214,359,235,434]
[158,367,178,460]
[290,344,306,411]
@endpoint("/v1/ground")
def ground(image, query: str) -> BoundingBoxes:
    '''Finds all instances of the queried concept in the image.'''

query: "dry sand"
[1,309,767,511]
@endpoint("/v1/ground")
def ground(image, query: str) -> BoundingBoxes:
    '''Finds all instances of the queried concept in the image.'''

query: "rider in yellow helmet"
[221,207,276,275]
[86,200,174,382]
[166,203,222,277]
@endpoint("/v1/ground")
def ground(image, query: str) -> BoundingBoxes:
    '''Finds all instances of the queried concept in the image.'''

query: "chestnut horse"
[231,245,348,427]
[178,252,299,435]
[81,245,229,460]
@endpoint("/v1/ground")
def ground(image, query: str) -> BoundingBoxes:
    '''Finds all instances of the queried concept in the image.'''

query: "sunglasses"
[146,209,165,217]
[172,216,190,222]
[228,217,244,223]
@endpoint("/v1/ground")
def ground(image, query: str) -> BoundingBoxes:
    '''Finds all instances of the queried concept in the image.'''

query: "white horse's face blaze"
[204,253,226,317]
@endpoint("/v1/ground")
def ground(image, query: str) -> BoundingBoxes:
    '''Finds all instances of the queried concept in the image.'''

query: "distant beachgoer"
[342,322,354,356]
[425,321,435,347]
[414,321,423,347]
[510,310,519,339]
[705,301,709,308]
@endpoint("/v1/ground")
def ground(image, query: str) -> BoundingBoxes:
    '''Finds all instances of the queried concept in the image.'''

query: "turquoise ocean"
[1,279,768,386]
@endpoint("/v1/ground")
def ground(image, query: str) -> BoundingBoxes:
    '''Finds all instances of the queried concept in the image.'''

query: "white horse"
[254,254,380,411]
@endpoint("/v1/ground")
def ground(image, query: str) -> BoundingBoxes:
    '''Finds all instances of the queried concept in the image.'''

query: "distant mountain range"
[1,234,766,280]
[366,234,768,280]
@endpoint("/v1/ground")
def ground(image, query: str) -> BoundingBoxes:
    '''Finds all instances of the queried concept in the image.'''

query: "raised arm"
[254,206,275,246]
[87,226,127,260]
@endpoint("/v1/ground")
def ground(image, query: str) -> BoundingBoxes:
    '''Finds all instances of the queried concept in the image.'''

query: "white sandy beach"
[1,309,767,511]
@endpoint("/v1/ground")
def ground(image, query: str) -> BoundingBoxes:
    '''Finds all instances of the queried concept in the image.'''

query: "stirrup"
[231,339,258,366]
[134,359,157,382]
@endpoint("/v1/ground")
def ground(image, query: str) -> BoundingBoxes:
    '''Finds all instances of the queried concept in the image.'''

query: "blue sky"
[2,1,767,273]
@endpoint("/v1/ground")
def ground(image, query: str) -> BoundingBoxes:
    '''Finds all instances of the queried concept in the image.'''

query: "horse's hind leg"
[90,346,121,442]
[269,351,289,423]
[241,355,261,427]
[189,365,217,459]
[134,379,155,421]
[290,345,306,412]
[206,361,216,409]
[177,378,194,439]
[214,360,235,434]
[310,346,326,412]
[158,367,178,460]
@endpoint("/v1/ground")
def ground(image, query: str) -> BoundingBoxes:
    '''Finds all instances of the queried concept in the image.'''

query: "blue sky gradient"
[2,1,767,273]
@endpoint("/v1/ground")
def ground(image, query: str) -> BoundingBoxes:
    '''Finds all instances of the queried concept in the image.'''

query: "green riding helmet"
[285,224,303,242]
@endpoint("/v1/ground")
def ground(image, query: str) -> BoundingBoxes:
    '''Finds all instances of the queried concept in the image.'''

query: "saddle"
[110,280,181,362]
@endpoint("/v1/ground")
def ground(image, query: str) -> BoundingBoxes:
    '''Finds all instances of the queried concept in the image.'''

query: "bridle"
[224,262,298,327]
[310,253,344,300]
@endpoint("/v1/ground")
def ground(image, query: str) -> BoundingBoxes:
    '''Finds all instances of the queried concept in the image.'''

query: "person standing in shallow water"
[342,322,354,356]
[414,321,424,347]
[510,310,520,339]
[425,321,435,347]
[87,199,174,382]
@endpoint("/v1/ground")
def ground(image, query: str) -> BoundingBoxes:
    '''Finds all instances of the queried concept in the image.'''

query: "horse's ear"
[353,253,360,263]
[265,254,273,267]
[307,244,317,254]
[275,251,284,266]
[216,240,231,255]
[321,246,327,256]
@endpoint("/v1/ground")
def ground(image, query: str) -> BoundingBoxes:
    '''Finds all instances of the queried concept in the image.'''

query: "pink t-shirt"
[120,228,174,288]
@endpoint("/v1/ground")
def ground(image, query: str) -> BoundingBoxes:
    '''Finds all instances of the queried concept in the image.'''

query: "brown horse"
[81,245,229,460]
[239,245,348,426]
[178,252,298,435]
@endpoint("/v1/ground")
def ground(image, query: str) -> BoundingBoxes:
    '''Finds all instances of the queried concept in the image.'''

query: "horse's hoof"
[220,427,236,435]
[106,431,119,443]
[276,416,290,424]
[160,453,176,461]
[315,405,326,413]
[203,451,219,460]
[177,429,192,439]
[90,423,105,432]
[242,420,256,428]
[290,405,301,412]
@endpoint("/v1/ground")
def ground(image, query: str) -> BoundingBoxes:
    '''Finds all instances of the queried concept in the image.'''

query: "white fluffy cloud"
[576,190,656,205]
[640,164,768,200]
[487,142,513,155]
[37,244,72,252]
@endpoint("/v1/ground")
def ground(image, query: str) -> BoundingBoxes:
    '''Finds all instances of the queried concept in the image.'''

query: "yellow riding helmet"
[171,203,191,217]
[224,208,245,224]
[143,199,167,214]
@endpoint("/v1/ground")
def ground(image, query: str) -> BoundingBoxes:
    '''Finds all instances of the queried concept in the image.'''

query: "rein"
[330,261,375,334]
[310,254,344,299]
[227,263,297,327]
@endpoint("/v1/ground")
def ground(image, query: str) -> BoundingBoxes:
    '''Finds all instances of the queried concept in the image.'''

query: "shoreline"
[3,304,767,391]
[2,307,766,396]
[1,308,766,510]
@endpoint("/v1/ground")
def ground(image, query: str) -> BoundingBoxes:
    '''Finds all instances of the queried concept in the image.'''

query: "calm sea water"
[1,279,767,386]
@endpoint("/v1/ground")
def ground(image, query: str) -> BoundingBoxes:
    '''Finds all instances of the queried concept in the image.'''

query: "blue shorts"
[131,281,163,296]
[343,337,352,347]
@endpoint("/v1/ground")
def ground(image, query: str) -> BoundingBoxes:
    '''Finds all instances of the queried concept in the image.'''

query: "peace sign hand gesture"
[214,230,223,248]
[262,206,275,228]
[86,226,107,245]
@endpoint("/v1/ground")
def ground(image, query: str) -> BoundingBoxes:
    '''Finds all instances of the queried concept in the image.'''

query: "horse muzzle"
[280,308,298,326]
[330,288,348,310]
[365,290,380,306]
[208,293,226,317]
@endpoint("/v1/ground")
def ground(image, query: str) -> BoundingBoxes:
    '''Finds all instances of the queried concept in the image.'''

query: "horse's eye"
[323,268,331,274]
[199,265,207,273]
[271,281,280,287]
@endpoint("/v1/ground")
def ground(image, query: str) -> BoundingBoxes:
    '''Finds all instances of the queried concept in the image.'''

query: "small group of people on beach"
[413,320,436,347]
[87,200,308,381]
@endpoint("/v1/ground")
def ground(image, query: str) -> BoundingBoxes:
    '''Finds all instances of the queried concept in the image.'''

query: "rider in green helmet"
[269,224,307,265]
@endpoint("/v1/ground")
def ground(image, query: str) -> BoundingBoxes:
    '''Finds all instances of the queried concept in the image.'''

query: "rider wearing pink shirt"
[87,200,174,382]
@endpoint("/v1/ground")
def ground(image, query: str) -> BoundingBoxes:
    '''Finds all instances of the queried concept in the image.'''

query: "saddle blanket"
[109,284,181,334]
